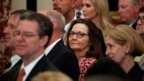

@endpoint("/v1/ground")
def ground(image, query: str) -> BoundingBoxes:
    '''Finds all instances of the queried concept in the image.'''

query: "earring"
[125,50,129,54]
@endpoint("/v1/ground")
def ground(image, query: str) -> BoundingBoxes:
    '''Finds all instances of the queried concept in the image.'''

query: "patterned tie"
[17,68,25,81]
[76,11,81,19]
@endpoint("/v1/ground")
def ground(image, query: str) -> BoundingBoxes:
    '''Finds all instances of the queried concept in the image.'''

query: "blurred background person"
[136,6,144,70]
[82,0,114,36]
[67,19,106,81]
[38,10,80,81]
[105,25,144,81]
[52,0,76,33]
[75,0,84,19]
[0,9,27,75]
[118,0,140,29]
[52,0,84,43]
[75,0,83,11]
[31,71,73,81]
[1,11,59,81]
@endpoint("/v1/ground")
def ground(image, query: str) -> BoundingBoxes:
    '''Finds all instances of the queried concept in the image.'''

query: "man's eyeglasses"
[137,16,144,23]
[14,31,38,39]
[69,32,88,38]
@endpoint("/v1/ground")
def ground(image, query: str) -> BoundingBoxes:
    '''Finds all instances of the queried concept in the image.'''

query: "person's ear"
[40,36,49,47]
[124,42,131,54]
[72,0,77,8]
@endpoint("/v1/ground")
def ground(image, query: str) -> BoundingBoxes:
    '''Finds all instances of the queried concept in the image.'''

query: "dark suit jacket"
[0,55,59,81]
[119,20,137,29]
[46,39,80,81]
[132,20,137,29]
[127,62,144,81]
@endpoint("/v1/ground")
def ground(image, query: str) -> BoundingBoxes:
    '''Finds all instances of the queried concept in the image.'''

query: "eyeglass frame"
[13,30,39,39]
[137,16,144,23]
[68,31,88,38]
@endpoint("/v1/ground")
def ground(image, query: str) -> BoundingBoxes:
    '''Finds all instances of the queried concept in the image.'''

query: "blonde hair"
[31,71,73,81]
[106,24,144,57]
[91,0,114,35]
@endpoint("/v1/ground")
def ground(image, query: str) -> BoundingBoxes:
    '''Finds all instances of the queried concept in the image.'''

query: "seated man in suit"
[0,10,59,81]
[38,10,80,81]
[1,10,28,75]
[118,0,140,29]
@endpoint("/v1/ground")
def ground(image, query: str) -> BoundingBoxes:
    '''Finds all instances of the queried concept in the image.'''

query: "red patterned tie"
[17,68,25,81]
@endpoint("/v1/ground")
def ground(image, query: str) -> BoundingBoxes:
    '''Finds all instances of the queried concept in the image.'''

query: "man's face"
[136,12,144,35]
[118,0,139,24]
[52,0,75,15]
[3,14,20,48]
[14,20,47,58]
[75,0,82,8]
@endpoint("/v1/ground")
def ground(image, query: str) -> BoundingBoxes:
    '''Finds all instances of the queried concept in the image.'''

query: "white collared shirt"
[63,9,84,45]
[63,10,77,45]
[75,9,84,19]
[44,38,61,55]
[10,54,21,69]
[21,54,44,81]
[64,14,77,33]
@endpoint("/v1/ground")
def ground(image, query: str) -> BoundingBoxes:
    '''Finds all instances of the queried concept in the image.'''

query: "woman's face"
[105,36,130,63]
[68,23,91,53]
[82,0,97,19]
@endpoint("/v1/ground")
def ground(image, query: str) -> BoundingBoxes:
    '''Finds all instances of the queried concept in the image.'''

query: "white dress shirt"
[10,54,21,69]
[21,54,44,81]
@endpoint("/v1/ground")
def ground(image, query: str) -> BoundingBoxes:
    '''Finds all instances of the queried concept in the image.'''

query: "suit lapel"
[47,40,63,60]
[132,21,137,29]
[26,55,58,81]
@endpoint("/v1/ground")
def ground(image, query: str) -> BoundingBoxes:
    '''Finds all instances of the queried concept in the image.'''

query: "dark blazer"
[127,62,144,81]
[132,21,137,29]
[0,55,59,81]
[118,20,137,29]
[138,54,144,70]
[46,39,80,81]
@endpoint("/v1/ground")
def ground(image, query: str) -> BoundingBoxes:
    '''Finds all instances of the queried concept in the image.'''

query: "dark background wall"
[108,0,118,11]
[27,0,36,11]
[26,0,118,12]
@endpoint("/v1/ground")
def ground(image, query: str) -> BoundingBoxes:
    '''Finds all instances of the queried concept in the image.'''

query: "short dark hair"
[67,19,106,59]
[85,58,130,81]
[11,9,28,16]
[139,6,144,13]
[19,11,53,48]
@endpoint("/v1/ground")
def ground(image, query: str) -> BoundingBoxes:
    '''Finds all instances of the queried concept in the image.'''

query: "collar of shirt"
[10,54,21,69]
[21,54,44,81]
[75,9,84,19]
[44,38,61,55]
[129,19,137,27]
[64,10,77,33]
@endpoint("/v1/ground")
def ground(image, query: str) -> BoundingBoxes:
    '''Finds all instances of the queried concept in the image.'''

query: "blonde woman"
[105,24,144,81]
[82,0,114,36]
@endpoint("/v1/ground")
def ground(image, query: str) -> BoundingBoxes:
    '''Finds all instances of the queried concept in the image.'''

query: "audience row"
[0,0,144,81]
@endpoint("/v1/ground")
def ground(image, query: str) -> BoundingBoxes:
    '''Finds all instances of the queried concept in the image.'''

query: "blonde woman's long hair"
[91,0,114,35]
